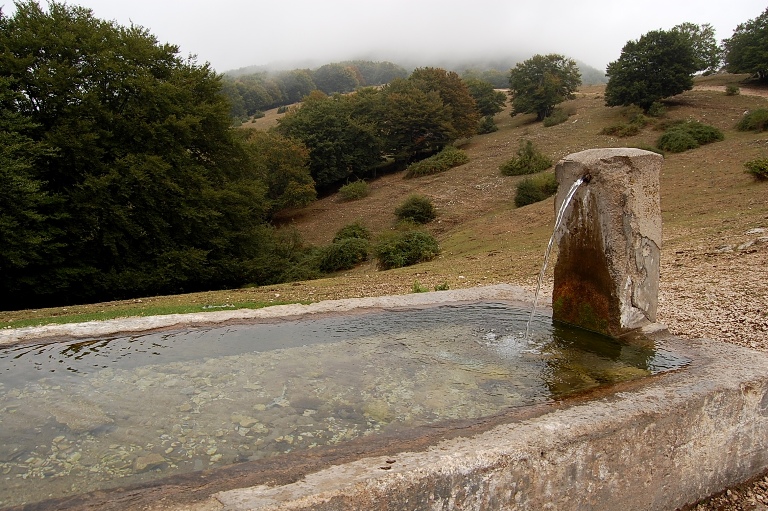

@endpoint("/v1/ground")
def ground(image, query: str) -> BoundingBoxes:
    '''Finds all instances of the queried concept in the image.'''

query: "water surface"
[0,302,687,508]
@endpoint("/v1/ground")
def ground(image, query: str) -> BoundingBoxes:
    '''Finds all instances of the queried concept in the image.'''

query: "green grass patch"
[2,301,302,330]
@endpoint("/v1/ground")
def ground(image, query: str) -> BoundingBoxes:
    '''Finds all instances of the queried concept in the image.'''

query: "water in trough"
[0,302,688,508]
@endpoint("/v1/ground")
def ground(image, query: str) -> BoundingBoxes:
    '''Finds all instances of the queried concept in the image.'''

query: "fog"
[5,0,766,72]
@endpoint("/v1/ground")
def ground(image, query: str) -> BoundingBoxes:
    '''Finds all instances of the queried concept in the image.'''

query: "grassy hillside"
[2,76,767,332]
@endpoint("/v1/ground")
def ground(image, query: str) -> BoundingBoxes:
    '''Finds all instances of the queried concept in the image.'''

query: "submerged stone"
[553,148,663,337]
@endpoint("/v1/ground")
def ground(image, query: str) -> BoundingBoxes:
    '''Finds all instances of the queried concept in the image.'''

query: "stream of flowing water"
[525,176,586,339]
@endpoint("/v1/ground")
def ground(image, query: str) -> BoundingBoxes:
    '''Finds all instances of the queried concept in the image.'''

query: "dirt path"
[694,84,768,98]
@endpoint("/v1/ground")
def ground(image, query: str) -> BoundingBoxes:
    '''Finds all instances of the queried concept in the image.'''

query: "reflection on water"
[0,302,688,508]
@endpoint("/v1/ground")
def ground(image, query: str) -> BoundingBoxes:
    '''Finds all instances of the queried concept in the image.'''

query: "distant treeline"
[222,60,607,120]
[221,61,409,119]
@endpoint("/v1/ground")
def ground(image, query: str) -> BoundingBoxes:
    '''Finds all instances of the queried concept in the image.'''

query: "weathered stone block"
[552,148,663,337]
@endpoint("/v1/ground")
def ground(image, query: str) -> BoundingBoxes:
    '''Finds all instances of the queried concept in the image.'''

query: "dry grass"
[2,80,767,333]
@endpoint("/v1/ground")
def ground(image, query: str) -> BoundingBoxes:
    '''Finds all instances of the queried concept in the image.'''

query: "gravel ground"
[658,228,768,511]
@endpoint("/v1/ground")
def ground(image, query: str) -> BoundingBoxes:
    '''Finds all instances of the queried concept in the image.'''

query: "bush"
[319,237,370,273]
[333,222,371,243]
[252,110,265,119]
[375,230,440,270]
[337,181,370,201]
[744,158,768,180]
[394,195,437,224]
[685,121,725,145]
[542,108,569,127]
[514,173,558,207]
[600,124,641,137]
[277,105,289,114]
[656,121,724,153]
[478,115,498,134]
[725,85,740,96]
[500,140,553,176]
[736,109,768,132]
[411,281,429,293]
[656,129,700,153]
[647,101,666,117]
[600,106,651,137]
[404,146,469,178]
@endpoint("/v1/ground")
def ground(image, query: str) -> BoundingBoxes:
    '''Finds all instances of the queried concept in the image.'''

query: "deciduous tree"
[673,22,722,74]
[605,30,697,111]
[0,1,280,307]
[723,8,768,80]
[508,54,581,121]
[409,67,479,139]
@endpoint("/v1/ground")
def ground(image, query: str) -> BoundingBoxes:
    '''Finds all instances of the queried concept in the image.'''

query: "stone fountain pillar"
[552,148,663,337]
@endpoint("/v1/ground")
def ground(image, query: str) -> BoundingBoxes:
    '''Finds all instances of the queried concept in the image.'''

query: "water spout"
[551,148,663,337]
[525,176,586,340]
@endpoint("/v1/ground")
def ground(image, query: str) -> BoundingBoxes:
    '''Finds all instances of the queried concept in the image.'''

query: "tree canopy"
[672,22,722,74]
[409,67,479,139]
[0,1,315,308]
[605,29,697,111]
[508,54,582,121]
[464,78,507,117]
[723,8,768,80]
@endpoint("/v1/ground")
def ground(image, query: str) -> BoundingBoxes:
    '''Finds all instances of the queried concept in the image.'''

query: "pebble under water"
[0,302,688,508]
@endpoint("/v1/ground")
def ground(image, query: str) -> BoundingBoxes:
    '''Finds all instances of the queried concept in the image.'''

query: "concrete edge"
[0,284,538,346]
[208,335,768,511]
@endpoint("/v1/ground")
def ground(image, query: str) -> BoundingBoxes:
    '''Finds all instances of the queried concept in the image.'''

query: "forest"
[1,0,766,310]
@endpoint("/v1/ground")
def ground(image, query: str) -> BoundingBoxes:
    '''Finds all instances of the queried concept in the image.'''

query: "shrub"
[600,106,651,137]
[600,124,641,137]
[411,281,429,293]
[252,110,265,119]
[514,173,558,207]
[542,108,569,127]
[394,195,437,224]
[478,115,498,134]
[404,146,469,178]
[333,222,371,243]
[647,101,666,117]
[725,85,740,96]
[277,105,289,113]
[375,230,440,270]
[500,140,553,176]
[318,237,370,273]
[656,129,700,153]
[656,121,724,153]
[434,281,450,291]
[744,158,768,180]
[337,180,370,201]
[736,109,768,132]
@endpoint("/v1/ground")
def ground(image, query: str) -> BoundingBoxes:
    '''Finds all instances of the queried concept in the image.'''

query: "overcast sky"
[6,1,767,72]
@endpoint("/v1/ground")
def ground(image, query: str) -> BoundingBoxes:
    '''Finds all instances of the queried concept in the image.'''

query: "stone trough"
[1,285,767,511]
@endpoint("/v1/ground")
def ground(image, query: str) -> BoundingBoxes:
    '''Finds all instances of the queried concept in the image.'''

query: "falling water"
[525,176,586,339]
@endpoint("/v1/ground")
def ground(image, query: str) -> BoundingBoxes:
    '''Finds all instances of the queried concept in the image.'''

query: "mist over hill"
[225,53,608,85]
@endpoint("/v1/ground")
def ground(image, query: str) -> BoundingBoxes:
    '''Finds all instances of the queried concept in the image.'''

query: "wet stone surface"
[0,303,686,508]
